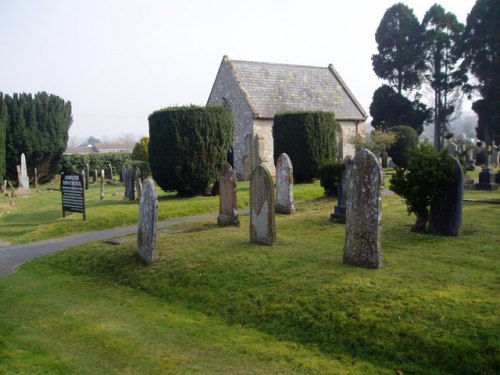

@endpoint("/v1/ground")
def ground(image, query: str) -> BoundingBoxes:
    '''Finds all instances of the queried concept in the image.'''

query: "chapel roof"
[224,56,367,120]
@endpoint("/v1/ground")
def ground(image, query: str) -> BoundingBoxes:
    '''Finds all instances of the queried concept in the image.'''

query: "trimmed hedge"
[148,106,233,195]
[319,162,345,196]
[0,94,7,180]
[388,125,419,168]
[273,112,338,183]
[60,152,132,176]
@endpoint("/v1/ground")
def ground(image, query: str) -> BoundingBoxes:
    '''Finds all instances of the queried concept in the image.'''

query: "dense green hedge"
[388,125,419,168]
[273,112,338,183]
[3,92,72,183]
[319,161,345,196]
[60,153,132,176]
[148,106,233,195]
[0,94,7,180]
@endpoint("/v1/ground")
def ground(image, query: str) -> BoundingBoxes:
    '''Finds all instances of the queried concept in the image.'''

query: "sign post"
[61,173,86,221]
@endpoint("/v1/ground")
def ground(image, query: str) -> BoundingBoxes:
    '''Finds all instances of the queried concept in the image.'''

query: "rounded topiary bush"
[273,112,338,183]
[388,125,419,168]
[148,106,233,195]
[319,162,345,196]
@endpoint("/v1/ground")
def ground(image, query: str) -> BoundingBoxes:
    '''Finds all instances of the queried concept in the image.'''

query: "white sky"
[0,0,477,141]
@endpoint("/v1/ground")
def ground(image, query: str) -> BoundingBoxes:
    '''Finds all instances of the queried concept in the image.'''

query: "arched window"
[337,125,343,160]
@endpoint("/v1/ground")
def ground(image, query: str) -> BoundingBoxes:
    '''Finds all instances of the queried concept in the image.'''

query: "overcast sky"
[1,0,477,141]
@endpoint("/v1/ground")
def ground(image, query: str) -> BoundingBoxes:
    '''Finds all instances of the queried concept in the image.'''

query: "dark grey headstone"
[124,165,135,200]
[136,179,159,265]
[100,169,105,200]
[343,149,384,269]
[331,156,352,223]
[429,157,463,236]
[217,165,239,227]
[85,164,90,190]
[275,153,295,214]
[250,165,276,246]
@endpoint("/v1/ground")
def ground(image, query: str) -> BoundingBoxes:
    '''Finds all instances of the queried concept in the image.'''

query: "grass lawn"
[0,181,499,374]
[0,179,323,244]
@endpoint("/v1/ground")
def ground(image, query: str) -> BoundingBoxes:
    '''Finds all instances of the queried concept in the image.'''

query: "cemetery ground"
[0,176,499,374]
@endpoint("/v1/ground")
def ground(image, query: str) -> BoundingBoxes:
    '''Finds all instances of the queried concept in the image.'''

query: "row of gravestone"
[136,153,295,264]
[135,149,464,269]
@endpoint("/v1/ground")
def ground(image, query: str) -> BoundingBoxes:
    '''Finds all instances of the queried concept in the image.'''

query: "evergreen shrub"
[273,112,338,183]
[60,153,132,176]
[319,162,345,196]
[388,125,419,168]
[0,94,7,180]
[390,142,453,232]
[148,106,233,195]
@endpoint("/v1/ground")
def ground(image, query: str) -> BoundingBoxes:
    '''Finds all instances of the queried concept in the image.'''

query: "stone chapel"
[207,56,367,180]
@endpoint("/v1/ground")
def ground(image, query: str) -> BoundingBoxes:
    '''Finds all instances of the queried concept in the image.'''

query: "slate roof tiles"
[226,57,367,120]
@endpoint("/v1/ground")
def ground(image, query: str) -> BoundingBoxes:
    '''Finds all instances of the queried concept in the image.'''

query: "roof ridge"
[230,58,330,71]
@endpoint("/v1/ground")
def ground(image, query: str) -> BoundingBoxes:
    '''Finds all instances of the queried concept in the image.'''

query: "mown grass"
[1,189,498,374]
[0,180,322,244]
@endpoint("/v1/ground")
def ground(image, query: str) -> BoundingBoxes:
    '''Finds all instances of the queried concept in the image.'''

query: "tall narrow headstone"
[100,169,105,200]
[121,164,127,184]
[429,157,463,236]
[108,163,114,180]
[275,153,295,214]
[17,154,29,195]
[124,165,135,200]
[343,149,384,269]
[34,168,38,189]
[250,165,276,246]
[135,167,143,201]
[331,156,353,223]
[2,180,6,194]
[85,164,90,190]
[136,179,159,265]
[217,165,239,227]
[92,170,97,184]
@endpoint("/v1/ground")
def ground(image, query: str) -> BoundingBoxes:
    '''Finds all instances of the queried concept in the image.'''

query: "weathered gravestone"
[85,164,90,190]
[217,165,239,227]
[92,170,97,184]
[343,149,384,269]
[108,163,113,180]
[135,167,143,201]
[429,157,463,236]
[136,179,159,265]
[2,180,6,194]
[331,156,353,223]
[100,169,105,200]
[123,165,135,200]
[275,153,295,214]
[17,153,29,195]
[250,165,276,245]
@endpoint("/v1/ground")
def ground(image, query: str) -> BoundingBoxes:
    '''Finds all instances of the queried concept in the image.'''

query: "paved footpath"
[0,213,219,277]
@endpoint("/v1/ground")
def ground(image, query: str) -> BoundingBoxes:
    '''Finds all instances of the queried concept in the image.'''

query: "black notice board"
[61,173,86,221]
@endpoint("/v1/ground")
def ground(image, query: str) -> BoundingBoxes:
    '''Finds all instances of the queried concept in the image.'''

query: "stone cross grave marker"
[275,153,295,214]
[343,149,384,269]
[136,179,159,265]
[250,165,276,246]
[217,165,240,227]
[429,156,463,236]
[331,156,353,223]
